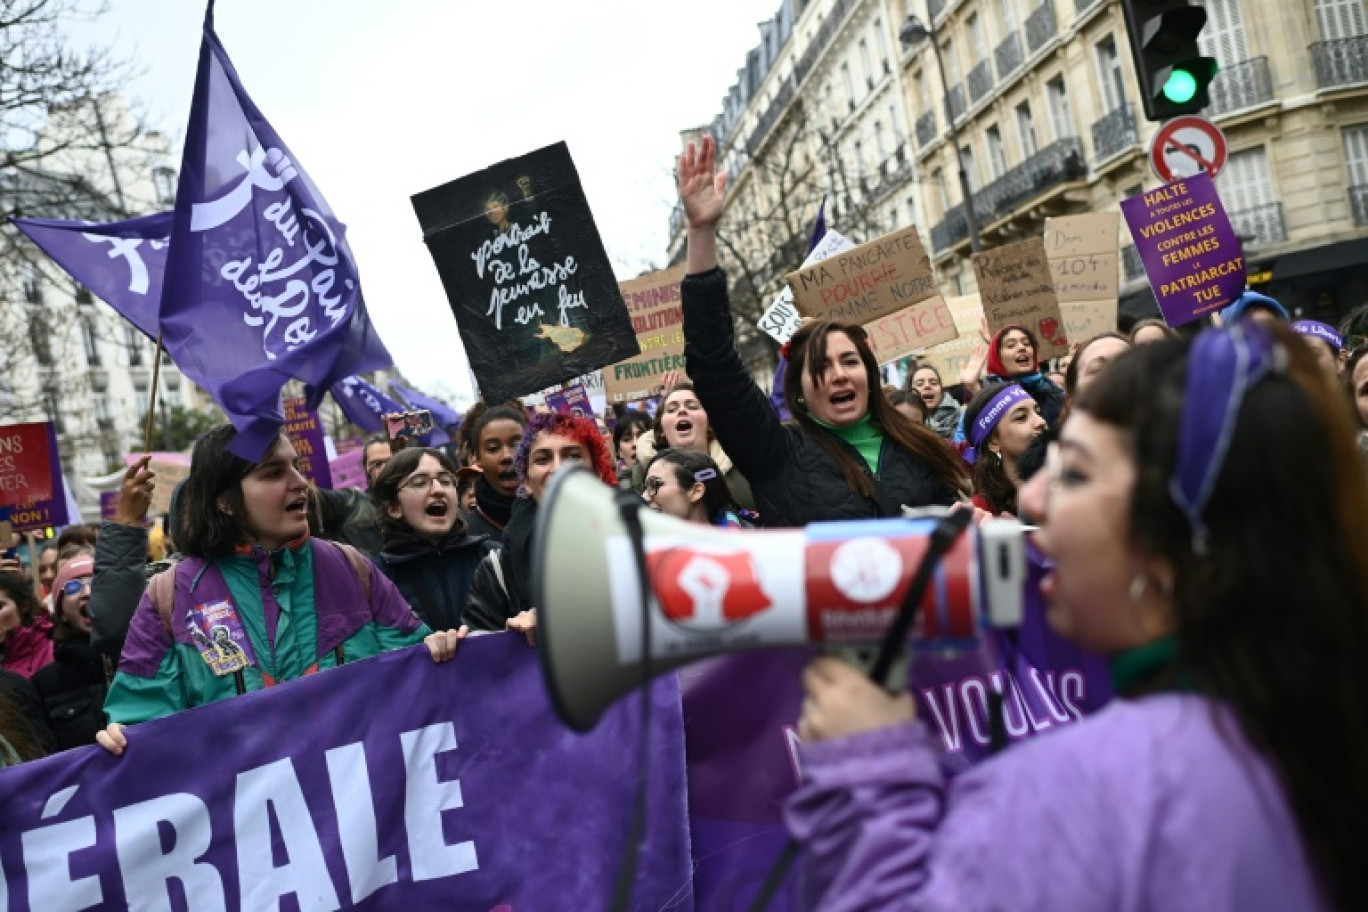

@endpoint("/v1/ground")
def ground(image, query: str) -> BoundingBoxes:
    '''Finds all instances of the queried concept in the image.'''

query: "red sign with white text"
[0,423,54,508]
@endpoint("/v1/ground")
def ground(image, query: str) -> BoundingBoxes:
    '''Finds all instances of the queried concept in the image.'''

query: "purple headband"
[965,384,1032,465]
[1171,323,1283,554]
[1291,319,1344,352]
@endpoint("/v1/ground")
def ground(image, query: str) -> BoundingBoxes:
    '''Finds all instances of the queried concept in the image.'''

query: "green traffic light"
[1163,69,1199,104]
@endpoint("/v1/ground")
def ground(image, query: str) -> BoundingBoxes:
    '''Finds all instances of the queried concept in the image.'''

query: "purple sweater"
[785,694,1325,911]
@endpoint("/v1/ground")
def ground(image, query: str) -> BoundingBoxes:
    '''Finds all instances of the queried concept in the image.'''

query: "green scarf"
[1109,636,1195,695]
[812,414,883,474]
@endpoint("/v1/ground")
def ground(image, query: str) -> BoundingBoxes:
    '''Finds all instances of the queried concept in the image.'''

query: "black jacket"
[683,268,958,527]
[461,475,515,545]
[376,527,498,633]
[315,487,384,561]
[90,520,153,660]
[462,495,537,631]
[31,638,106,752]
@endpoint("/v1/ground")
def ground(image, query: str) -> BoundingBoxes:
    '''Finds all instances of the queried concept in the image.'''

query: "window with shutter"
[1315,0,1367,40]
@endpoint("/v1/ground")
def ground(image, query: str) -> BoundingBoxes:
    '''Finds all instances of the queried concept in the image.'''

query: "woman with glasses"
[371,448,499,633]
[31,557,107,750]
[785,324,1368,910]
[97,426,463,757]
[641,448,757,528]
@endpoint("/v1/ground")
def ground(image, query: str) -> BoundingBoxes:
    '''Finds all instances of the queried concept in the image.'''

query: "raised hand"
[115,455,155,527]
[678,135,726,232]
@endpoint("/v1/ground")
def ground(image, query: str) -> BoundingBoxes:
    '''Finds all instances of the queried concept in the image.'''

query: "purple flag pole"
[158,3,393,460]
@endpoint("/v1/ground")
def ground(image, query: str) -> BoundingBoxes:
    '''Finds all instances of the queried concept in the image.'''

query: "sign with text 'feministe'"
[158,4,392,459]
[0,637,691,911]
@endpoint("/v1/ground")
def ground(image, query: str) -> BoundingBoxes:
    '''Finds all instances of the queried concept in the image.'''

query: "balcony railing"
[916,109,938,148]
[1207,57,1274,116]
[1026,2,1057,56]
[1091,103,1138,161]
[1229,202,1286,248]
[995,32,1024,79]
[1122,245,1145,283]
[1311,36,1368,89]
[948,84,967,122]
[869,148,915,201]
[1351,184,1368,226]
[747,75,796,152]
[930,137,1086,251]
[928,0,947,21]
[968,60,995,103]
[791,0,853,89]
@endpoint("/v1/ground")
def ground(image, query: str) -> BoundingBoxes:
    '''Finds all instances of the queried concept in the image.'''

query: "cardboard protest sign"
[603,266,687,403]
[283,398,333,489]
[1045,213,1119,342]
[758,230,855,345]
[786,225,941,326]
[412,142,640,404]
[865,295,959,365]
[972,238,1070,359]
[919,294,987,383]
[0,423,54,508]
[1120,173,1244,327]
[144,458,191,516]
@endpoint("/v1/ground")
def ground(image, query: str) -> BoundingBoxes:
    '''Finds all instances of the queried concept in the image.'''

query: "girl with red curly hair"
[462,412,616,637]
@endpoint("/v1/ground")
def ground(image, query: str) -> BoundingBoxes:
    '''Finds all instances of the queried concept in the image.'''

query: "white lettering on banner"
[919,670,1087,753]
[114,793,226,912]
[341,378,385,418]
[191,145,299,233]
[8,724,480,909]
[81,233,167,295]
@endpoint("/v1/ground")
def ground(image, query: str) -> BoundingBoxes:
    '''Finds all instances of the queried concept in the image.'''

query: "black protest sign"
[411,142,640,404]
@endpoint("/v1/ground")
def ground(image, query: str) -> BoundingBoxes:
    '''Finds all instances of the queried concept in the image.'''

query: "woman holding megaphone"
[677,137,969,526]
[785,324,1368,910]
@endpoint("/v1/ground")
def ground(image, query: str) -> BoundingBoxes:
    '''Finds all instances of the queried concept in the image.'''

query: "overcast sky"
[75,0,778,406]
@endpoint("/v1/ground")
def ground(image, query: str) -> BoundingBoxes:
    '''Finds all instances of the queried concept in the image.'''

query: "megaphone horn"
[533,466,1027,732]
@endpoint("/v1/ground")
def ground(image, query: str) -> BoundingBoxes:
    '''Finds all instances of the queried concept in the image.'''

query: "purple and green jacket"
[785,694,1325,911]
[105,538,429,725]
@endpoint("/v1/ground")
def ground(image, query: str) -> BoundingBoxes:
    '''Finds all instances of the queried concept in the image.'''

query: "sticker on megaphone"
[607,518,1025,666]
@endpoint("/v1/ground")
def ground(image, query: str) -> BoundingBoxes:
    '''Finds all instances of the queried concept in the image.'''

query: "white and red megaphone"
[533,467,1027,731]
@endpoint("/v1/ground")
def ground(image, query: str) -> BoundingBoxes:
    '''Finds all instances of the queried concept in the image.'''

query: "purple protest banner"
[0,636,692,910]
[6,423,68,534]
[544,380,593,418]
[1120,173,1245,327]
[329,448,367,490]
[283,397,333,489]
[331,376,407,435]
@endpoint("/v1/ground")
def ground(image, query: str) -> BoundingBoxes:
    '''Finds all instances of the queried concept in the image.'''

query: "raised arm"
[679,136,793,481]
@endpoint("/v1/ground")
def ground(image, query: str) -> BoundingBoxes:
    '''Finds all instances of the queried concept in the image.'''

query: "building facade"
[676,0,1368,353]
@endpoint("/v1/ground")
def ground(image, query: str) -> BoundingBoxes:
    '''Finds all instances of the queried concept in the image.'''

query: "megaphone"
[533,467,1028,732]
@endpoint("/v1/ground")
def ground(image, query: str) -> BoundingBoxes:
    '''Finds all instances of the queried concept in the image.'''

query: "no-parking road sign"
[1149,116,1228,182]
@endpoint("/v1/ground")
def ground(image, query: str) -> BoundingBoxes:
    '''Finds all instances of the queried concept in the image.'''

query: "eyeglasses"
[61,578,91,598]
[402,472,457,493]
[642,476,667,500]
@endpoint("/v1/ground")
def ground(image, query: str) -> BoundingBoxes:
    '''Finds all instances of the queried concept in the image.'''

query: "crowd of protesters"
[0,135,1364,912]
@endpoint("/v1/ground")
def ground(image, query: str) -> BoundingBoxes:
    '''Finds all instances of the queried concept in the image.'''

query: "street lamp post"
[900,14,983,253]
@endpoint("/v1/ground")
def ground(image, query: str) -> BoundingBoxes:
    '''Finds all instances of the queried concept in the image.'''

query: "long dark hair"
[370,447,464,546]
[1078,328,1368,909]
[650,382,713,451]
[647,448,739,525]
[180,425,289,558]
[962,382,1018,515]
[613,410,653,462]
[784,321,968,500]
[0,573,40,627]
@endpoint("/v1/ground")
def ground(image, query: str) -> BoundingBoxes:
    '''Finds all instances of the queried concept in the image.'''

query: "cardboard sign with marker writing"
[1045,213,1119,342]
[786,226,940,326]
[603,266,688,403]
[865,295,959,365]
[919,295,987,383]
[972,238,1070,359]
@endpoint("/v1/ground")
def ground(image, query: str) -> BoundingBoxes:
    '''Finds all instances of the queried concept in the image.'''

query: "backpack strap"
[331,541,373,603]
[147,565,179,634]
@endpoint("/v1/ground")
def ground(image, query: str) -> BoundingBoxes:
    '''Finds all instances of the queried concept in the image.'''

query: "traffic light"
[1121,0,1219,121]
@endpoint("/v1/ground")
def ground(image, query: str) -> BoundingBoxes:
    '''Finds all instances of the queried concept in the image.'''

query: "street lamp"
[900,14,983,253]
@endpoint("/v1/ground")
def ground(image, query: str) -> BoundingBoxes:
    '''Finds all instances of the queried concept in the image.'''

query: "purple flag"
[158,6,392,459]
[0,636,692,910]
[11,212,172,340]
[331,375,407,434]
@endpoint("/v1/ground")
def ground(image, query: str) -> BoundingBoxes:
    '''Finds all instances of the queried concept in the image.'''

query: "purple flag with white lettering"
[331,375,408,434]
[12,212,172,340]
[160,4,392,459]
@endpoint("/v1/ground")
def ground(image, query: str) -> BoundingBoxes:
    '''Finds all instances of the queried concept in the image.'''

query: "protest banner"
[1120,172,1245,327]
[972,237,1071,359]
[1044,213,1120,342]
[6,423,68,533]
[787,225,943,327]
[758,230,855,345]
[329,448,367,490]
[413,142,640,405]
[0,423,55,508]
[545,379,594,417]
[0,636,691,911]
[283,397,333,489]
[603,265,688,402]
[865,294,959,365]
[919,294,987,382]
